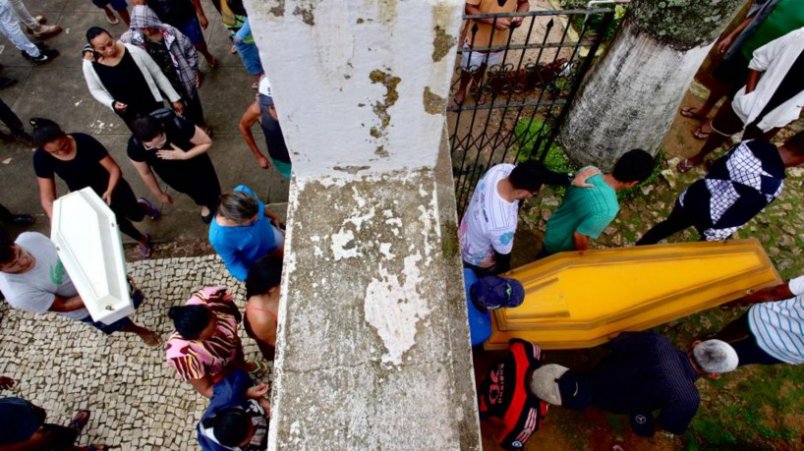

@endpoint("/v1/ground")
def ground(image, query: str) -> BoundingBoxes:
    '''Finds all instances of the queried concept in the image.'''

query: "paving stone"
[0,254,270,448]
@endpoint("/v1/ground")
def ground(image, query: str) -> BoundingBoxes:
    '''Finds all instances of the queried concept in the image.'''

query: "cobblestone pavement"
[0,255,270,450]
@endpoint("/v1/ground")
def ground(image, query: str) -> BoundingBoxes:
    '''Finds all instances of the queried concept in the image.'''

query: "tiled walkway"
[0,254,268,450]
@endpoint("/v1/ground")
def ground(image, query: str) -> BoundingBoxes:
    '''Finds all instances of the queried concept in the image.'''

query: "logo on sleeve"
[50,260,65,286]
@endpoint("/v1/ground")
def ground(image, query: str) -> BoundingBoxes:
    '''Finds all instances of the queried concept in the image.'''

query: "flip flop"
[679,106,708,121]
[68,409,91,433]
[249,360,269,379]
[141,330,161,347]
[138,234,153,258]
[692,126,711,140]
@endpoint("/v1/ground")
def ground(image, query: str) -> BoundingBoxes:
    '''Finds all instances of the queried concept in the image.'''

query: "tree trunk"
[559,0,745,168]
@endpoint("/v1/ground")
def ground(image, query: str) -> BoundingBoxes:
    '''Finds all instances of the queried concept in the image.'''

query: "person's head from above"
[779,131,804,168]
[610,149,655,189]
[470,275,525,313]
[0,230,35,274]
[131,116,168,151]
[86,27,118,59]
[246,254,284,299]
[507,160,549,200]
[218,191,260,226]
[168,304,217,340]
[129,5,163,38]
[30,118,70,156]
[689,339,738,379]
[529,364,592,410]
[213,407,257,448]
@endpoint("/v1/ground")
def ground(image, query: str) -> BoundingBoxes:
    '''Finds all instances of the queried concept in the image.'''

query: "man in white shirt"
[0,230,159,346]
[458,161,595,275]
[716,275,804,365]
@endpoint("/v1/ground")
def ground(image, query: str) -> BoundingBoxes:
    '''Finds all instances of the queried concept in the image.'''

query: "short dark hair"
[30,118,66,148]
[218,191,259,224]
[784,130,804,155]
[246,255,284,298]
[86,26,111,44]
[167,305,213,340]
[0,229,14,265]
[612,149,654,184]
[131,116,164,142]
[509,160,548,192]
[212,408,252,447]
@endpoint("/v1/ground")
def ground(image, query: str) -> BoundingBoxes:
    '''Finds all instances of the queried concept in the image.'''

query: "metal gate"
[449,5,616,214]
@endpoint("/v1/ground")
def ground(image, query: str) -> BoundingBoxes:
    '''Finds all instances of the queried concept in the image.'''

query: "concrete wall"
[246,0,463,178]
[244,1,482,449]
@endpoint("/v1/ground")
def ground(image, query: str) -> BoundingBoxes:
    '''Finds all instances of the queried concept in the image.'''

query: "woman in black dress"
[82,26,184,128]
[32,119,159,257]
[128,113,221,223]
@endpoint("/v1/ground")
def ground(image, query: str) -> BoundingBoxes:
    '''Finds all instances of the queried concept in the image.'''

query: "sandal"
[137,234,153,258]
[137,197,160,220]
[692,125,711,140]
[679,106,708,121]
[676,158,701,173]
[140,330,161,347]
[68,409,90,433]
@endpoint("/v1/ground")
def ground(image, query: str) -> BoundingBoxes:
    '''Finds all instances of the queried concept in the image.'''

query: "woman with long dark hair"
[32,118,159,257]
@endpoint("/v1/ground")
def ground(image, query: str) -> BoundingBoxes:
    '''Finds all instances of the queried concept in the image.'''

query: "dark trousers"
[183,91,205,126]
[40,423,79,450]
[636,201,697,245]
[107,181,147,242]
[715,313,782,366]
[0,202,14,222]
[0,98,23,132]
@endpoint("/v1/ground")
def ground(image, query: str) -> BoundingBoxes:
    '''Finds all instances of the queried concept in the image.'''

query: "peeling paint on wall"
[364,254,431,365]
[431,25,455,62]
[292,4,315,25]
[422,86,446,115]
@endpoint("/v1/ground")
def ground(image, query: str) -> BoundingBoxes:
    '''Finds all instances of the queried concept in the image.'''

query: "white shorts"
[460,42,505,72]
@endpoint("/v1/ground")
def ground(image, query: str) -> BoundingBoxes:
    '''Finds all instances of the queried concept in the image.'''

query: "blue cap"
[470,275,525,312]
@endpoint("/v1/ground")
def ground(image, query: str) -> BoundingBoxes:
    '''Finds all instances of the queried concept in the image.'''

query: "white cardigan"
[82,43,181,110]
[732,27,804,132]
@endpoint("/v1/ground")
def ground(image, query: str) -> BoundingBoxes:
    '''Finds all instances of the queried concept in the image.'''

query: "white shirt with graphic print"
[459,164,519,268]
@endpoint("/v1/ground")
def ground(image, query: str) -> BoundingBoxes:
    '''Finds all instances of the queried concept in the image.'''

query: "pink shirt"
[165,286,242,382]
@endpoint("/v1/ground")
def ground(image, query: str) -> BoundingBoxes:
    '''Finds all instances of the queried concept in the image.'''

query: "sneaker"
[138,197,161,220]
[0,77,17,90]
[32,24,62,39]
[24,48,59,64]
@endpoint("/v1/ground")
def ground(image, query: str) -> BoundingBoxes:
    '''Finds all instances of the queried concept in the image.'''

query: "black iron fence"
[449,6,616,214]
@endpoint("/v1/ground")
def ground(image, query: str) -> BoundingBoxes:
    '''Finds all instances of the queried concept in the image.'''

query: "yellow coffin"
[485,239,781,350]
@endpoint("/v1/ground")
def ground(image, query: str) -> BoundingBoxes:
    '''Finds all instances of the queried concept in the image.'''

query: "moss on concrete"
[630,0,743,50]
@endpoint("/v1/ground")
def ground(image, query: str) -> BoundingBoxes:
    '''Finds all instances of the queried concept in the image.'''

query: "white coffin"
[51,188,133,324]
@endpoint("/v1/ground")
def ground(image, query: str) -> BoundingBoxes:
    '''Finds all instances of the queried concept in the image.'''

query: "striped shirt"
[748,276,804,364]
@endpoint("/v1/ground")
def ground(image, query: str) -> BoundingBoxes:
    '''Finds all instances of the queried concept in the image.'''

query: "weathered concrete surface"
[245,0,462,177]
[243,0,480,449]
[272,164,479,450]
[559,0,744,168]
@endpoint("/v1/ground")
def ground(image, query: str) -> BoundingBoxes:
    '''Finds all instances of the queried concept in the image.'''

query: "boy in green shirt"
[541,149,654,256]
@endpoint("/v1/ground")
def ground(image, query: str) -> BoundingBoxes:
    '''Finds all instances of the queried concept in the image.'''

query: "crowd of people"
[0,0,802,449]
[0,0,291,449]
[457,0,803,448]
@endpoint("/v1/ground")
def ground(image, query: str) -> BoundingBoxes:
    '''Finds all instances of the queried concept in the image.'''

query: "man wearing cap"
[530,332,738,438]
[477,338,548,449]
[459,161,597,276]
[463,269,525,347]
[716,274,804,365]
